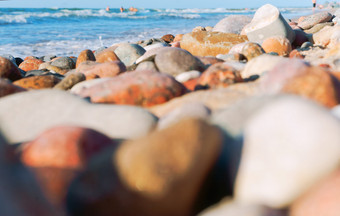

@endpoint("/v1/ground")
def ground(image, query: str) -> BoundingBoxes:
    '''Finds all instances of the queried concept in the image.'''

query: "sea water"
[0,7,312,58]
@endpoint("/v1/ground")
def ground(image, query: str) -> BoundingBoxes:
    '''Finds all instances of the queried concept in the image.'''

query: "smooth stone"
[298,11,333,30]
[261,59,340,108]
[135,47,166,64]
[154,47,205,76]
[76,49,96,68]
[144,42,170,51]
[0,78,26,98]
[304,22,334,34]
[21,126,115,209]
[301,41,313,49]
[51,56,76,70]
[289,49,304,59]
[67,118,223,216]
[241,54,284,78]
[213,15,252,34]
[0,90,158,143]
[42,54,57,62]
[161,34,175,43]
[235,96,340,208]
[196,56,224,66]
[70,78,111,95]
[243,4,295,43]
[25,69,56,77]
[292,29,309,47]
[114,43,146,67]
[136,61,158,71]
[0,132,59,215]
[197,63,243,89]
[313,26,340,47]
[93,46,107,57]
[77,70,187,107]
[216,53,246,62]
[0,54,17,66]
[0,56,22,81]
[76,61,126,80]
[157,102,211,129]
[53,72,86,90]
[19,58,44,72]
[290,169,340,216]
[261,35,292,56]
[175,70,201,83]
[95,50,120,63]
[240,42,265,61]
[13,74,61,89]
[180,31,248,56]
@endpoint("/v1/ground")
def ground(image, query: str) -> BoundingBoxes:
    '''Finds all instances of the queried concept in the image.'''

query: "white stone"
[175,70,201,83]
[241,54,283,78]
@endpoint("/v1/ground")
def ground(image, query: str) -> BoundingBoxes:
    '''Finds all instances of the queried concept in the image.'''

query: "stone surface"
[304,22,334,34]
[114,43,146,67]
[135,47,165,64]
[196,56,224,66]
[0,78,26,98]
[261,36,292,56]
[67,118,223,216]
[0,90,158,143]
[175,70,201,83]
[53,72,86,90]
[213,15,252,34]
[70,78,111,94]
[51,56,76,70]
[95,50,120,63]
[241,54,284,78]
[0,132,59,215]
[77,70,187,107]
[19,58,44,72]
[290,169,340,216]
[161,34,175,43]
[243,4,295,44]
[136,61,158,71]
[180,31,248,57]
[76,49,96,68]
[197,63,243,89]
[0,56,22,81]
[144,42,169,51]
[235,96,340,208]
[312,26,340,47]
[13,74,61,89]
[292,29,309,48]
[240,42,265,61]
[261,59,340,108]
[298,11,333,30]
[21,126,115,208]
[154,47,205,76]
[76,61,126,80]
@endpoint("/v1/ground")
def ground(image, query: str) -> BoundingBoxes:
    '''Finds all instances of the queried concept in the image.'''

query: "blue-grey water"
[0,7,312,58]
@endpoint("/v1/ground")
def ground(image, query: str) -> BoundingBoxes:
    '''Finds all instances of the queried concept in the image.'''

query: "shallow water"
[0,7,312,58]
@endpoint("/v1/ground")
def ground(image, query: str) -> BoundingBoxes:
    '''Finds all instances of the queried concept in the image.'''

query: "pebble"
[243,4,295,44]
[13,74,62,89]
[51,56,76,70]
[0,56,22,81]
[95,50,120,63]
[76,49,96,68]
[180,31,248,56]
[213,15,252,34]
[77,70,187,107]
[114,43,146,67]
[154,47,205,76]
[53,72,86,90]
[304,22,334,34]
[76,61,126,80]
[261,35,292,56]
[235,96,340,208]
[298,11,333,30]
[161,34,175,43]
[0,89,158,143]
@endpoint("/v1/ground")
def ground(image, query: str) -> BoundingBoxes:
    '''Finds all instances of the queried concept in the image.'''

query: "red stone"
[0,78,26,98]
[197,63,243,89]
[78,70,187,107]
[21,126,115,209]
[19,58,44,71]
[13,75,61,89]
[161,34,175,43]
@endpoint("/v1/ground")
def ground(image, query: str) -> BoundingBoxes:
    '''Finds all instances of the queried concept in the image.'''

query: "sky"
[0,0,329,9]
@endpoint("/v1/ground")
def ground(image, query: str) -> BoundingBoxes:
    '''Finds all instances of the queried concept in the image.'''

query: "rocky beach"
[1,3,340,215]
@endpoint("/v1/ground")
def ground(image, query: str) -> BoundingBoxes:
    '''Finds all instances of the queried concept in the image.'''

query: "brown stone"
[161,34,175,43]
[297,11,333,30]
[21,126,115,209]
[290,169,340,216]
[0,56,22,81]
[0,78,26,98]
[180,31,248,56]
[53,72,86,90]
[66,118,223,216]
[77,70,187,107]
[197,63,243,89]
[261,36,292,56]
[19,58,44,72]
[240,42,265,61]
[196,56,224,66]
[76,61,126,80]
[174,34,183,42]
[13,75,61,89]
[289,49,305,59]
[76,49,96,68]
[95,50,120,63]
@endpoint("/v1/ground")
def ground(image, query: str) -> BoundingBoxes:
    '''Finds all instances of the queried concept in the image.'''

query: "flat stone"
[213,15,252,34]
[13,74,61,89]
[114,43,146,67]
[298,11,333,30]
[77,70,187,107]
[0,90,158,143]
[304,22,334,34]
[180,31,248,56]
[0,56,22,81]
[235,96,340,208]
[155,47,205,76]
[243,4,295,43]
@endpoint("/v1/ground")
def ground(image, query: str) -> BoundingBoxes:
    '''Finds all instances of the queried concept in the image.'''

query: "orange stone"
[95,50,120,63]
[0,56,22,81]
[289,49,305,59]
[13,75,61,89]
[161,34,175,43]
[19,58,44,72]
[173,34,184,42]
[183,77,199,91]
[76,61,126,80]
[76,49,96,68]
[261,36,292,56]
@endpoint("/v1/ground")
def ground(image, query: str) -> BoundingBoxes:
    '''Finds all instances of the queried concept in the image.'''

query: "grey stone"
[235,96,340,208]
[213,15,252,34]
[136,61,158,71]
[298,11,333,30]
[51,56,76,69]
[42,54,57,62]
[114,43,146,67]
[0,90,158,143]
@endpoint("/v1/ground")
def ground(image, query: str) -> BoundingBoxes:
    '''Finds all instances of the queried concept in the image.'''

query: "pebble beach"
[1,3,340,215]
